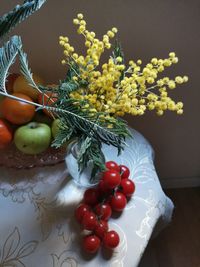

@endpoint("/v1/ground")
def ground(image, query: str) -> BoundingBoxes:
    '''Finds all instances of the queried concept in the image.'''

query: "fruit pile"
[0,73,60,154]
[75,161,135,254]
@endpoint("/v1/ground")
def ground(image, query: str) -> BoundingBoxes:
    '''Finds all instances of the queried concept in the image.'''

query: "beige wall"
[1,0,200,183]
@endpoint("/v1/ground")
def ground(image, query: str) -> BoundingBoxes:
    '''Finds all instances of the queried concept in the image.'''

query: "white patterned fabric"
[0,129,174,267]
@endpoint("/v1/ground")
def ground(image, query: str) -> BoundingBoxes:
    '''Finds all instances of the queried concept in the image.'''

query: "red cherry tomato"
[94,220,108,239]
[95,203,112,221]
[1,93,35,125]
[83,188,100,206]
[120,165,130,179]
[97,180,112,195]
[105,161,120,172]
[120,179,135,197]
[103,230,120,249]
[110,192,127,212]
[103,170,121,189]
[82,211,98,231]
[75,204,90,223]
[83,235,101,253]
[0,119,13,149]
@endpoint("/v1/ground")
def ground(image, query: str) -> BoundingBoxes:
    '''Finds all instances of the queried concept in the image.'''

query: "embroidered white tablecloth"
[0,129,174,267]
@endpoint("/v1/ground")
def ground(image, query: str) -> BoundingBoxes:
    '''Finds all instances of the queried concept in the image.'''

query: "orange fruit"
[0,95,4,118]
[6,73,20,93]
[13,74,44,100]
[1,93,36,125]
[0,119,13,149]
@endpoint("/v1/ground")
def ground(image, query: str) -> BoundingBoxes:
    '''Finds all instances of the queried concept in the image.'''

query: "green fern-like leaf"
[77,136,92,171]
[112,40,124,63]
[18,47,40,91]
[112,40,125,81]
[59,81,79,97]
[51,117,75,148]
[54,98,129,150]
[77,136,106,178]
[60,62,88,97]
[65,62,80,82]
[42,93,129,151]
[0,35,21,93]
[89,142,106,179]
[0,0,47,39]
[52,127,74,149]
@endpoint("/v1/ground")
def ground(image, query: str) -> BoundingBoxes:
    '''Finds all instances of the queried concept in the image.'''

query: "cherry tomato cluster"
[75,161,135,254]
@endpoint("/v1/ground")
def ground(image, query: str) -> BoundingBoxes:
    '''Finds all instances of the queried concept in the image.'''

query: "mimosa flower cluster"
[59,13,188,118]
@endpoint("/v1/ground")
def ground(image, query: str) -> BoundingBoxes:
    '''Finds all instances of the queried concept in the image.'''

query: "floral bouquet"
[0,0,189,255]
[0,1,188,177]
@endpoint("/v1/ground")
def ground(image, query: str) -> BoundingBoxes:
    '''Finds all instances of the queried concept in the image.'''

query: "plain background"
[0,0,199,185]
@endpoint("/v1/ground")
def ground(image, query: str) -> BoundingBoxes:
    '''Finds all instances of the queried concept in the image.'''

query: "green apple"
[14,122,52,155]
[51,119,61,139]
[51,119,75,147]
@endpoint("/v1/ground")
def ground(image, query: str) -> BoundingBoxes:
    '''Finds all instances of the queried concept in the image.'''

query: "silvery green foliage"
[0,35,38,95]
[0,0,47,39]
[18,48,40,91]
[0,0,47,93]
[0,36,21,93]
